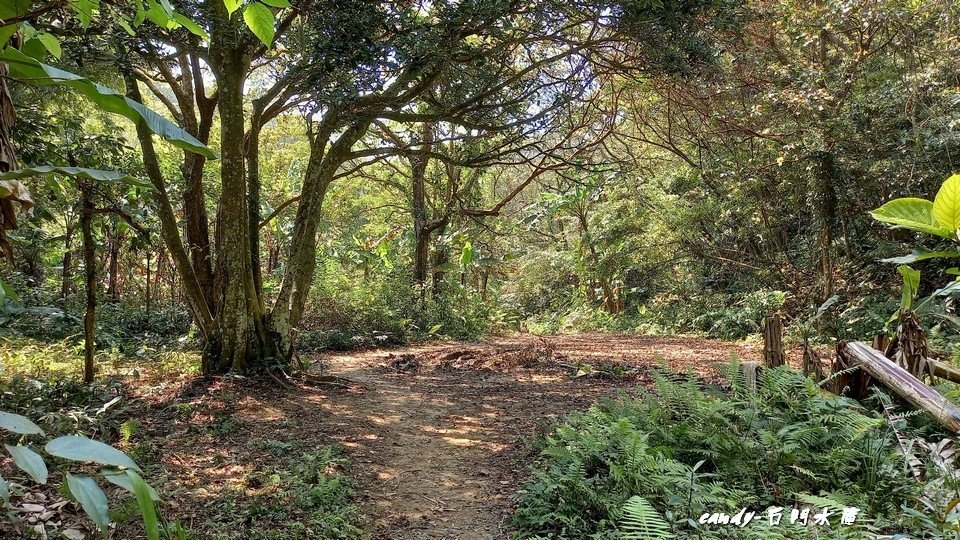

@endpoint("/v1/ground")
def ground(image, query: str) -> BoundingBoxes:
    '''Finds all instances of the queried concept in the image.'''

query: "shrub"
[510,366,951,539]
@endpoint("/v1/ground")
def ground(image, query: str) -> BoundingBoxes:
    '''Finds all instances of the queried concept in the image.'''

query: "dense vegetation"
[513,367,959,539]
[0,0,958,537]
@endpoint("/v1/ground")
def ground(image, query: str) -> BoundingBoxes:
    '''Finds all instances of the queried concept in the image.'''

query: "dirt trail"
[298,334,762,539]
[148,333,763,539]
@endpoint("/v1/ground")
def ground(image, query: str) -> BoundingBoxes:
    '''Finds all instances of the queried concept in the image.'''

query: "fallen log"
[929,358,960,385]
[842,342,960,433]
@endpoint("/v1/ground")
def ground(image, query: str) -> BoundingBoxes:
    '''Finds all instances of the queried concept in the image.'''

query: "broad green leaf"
[0,475,8,504]
[46,435,142,472]
[934,174,960,237]
[259,0,290,7]
[881,248,960,264]
[460,241,473,268]
[5,444,48,484]
[66,474,110,532]
[172,13,209,40]
[870,197,953,238]
[127,470,160,540]
[0,48,217,160]
[102,468,160,501]
[35,33,61,59]
[223,0,243,16]
[0,411,44,435]
[144,0,172,28]
[0,166,153,190]
[0,1,28,46]
[243,3,275,47]
[898,265,920,310]
[69,0,95,26]
[0,25,18,48]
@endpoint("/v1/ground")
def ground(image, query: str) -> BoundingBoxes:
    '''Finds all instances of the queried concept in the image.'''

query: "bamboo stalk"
[842,342,960,433]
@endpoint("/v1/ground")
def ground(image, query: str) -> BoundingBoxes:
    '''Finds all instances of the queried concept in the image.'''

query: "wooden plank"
[842,342,960,433]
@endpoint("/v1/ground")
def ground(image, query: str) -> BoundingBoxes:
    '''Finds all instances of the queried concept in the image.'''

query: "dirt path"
[146,333,764,539]
[297,334,762,539]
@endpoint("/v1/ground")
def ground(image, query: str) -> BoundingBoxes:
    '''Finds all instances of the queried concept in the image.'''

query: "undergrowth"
[511,366,958,539]
[206,443,365,540]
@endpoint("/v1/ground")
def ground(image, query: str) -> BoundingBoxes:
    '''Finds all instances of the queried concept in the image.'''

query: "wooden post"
[842,342,960,433]
[763,314,785,368]
[741,361,761,393]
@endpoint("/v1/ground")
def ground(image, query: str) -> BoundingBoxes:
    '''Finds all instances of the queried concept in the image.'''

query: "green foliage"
[0,48,215,159]
[510,367,947,539]
[0,408,165,535]
[620,496,674,540]
[871,197,953,239]
[243,2,277,47]
[206,445,365,540]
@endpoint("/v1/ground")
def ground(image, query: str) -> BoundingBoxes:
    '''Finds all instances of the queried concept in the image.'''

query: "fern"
[618,496,674,540]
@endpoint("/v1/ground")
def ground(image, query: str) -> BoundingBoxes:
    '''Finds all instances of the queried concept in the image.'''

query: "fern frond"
[618,496,674,540]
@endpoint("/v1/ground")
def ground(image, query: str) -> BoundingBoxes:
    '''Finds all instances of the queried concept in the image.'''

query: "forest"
[0,0,959,538]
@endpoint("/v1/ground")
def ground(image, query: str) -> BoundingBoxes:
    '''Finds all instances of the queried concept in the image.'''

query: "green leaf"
[0,411,44,435]
[127,470,160,540]
[898,265,920,310]
[870,197,953,238]
[243,2,275,47]
[0,1,28,46]
[66,474,110,532]
[45,435,142,472]
[0,25,18,48]
[0,166,153,190]
[35,32,61,59]
[5,445,48,484]
[102,468,160,501]
[223,0,243,16]
[881,248,960,264]
[0,0,30,20]
[460,241,473,268]
[172,13,209,40]
[0,475,8,504]
[934,174,960,237]
[144,0,172,28]
[0,47,217,160]
[259,0,290,7]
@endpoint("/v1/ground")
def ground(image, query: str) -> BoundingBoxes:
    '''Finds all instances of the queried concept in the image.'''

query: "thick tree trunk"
[179,52,217,317]
[80,187,96,384]
[206,33,267,374]
[410,124,434,303]
[124,72,215,340]
[810,150,839,302]
[269,118,371,359]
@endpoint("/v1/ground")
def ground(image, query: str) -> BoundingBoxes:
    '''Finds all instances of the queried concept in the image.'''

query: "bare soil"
[140,333,765,539]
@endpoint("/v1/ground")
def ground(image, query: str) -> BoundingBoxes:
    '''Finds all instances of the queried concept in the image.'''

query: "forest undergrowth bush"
[205,444,364,540]
[299,269,491,350]
[511,366,958,539]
